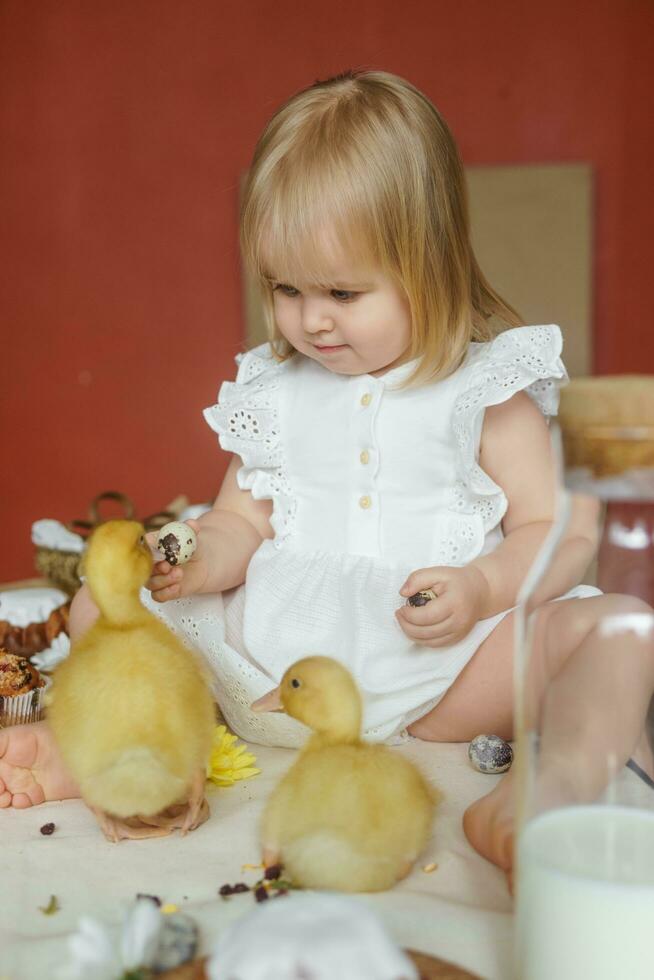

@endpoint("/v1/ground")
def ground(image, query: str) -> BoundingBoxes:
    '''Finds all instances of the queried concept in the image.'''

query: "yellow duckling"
[48,520,215,842]
[252,656,439,891]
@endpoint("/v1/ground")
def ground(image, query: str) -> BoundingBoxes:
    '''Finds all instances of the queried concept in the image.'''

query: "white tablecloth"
[1,740,517,980]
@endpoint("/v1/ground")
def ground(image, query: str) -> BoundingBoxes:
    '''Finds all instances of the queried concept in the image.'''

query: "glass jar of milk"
[514,378,654,980]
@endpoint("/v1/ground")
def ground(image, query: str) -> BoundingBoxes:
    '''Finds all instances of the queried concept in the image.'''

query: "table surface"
[1,741,515,980]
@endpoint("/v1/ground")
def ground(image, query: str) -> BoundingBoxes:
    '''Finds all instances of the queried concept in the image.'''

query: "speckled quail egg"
[156,522,197,565]
[406,589,437,607]
[468,734,513,774]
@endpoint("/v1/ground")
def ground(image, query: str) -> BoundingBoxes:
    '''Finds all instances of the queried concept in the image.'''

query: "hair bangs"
[243,141,387,290]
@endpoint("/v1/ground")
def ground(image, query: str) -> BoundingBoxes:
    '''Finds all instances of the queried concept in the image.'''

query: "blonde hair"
[240,69,521,385]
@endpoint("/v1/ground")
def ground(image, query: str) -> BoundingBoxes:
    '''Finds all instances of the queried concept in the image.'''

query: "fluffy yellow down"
[259,656,440,892]
[49,520,215,820]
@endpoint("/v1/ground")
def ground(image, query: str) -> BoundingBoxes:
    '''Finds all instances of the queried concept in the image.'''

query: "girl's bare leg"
[0,585,98,808]
[408,594,654,886]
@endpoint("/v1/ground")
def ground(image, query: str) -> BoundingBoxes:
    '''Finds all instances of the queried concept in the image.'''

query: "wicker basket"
[34,492,178,596]
[559,376,654,477]
[34,547,84,597]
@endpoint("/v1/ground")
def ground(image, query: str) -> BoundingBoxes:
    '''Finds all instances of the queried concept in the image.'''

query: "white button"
[360,393,372,407]
[360,450,370,465]
[359,495,372,509]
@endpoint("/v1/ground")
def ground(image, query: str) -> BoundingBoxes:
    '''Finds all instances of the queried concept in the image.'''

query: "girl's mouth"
[314,344,348,353]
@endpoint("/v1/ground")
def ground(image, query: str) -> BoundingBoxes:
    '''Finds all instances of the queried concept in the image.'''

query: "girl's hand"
[395,565,490,647]
[145,519,209,602]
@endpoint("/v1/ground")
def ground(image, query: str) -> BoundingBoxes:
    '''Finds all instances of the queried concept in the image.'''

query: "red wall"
[2,0,653,580]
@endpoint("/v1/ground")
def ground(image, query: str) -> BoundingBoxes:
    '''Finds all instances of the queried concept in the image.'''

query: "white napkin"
[207,892,418,980]
[31,520,86,553]
[31,633,71,672]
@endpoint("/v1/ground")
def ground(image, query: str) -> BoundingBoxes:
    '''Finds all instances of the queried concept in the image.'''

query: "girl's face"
[268,248,412,377]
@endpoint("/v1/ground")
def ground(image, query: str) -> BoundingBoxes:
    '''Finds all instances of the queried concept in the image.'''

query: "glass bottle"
[514,382,654,980]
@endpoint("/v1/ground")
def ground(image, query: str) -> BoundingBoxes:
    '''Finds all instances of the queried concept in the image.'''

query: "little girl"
[2,70,653,882]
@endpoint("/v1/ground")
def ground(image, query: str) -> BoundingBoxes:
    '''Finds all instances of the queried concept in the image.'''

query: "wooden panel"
[467,163,592,377]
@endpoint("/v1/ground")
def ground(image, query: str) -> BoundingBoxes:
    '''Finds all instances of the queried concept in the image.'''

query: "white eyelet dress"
[142,325,600,747]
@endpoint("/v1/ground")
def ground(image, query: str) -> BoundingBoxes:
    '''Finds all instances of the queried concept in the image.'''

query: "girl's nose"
[301,297,334,334]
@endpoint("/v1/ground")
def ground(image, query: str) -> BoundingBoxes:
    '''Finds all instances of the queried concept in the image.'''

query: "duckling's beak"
[250,687,283,713]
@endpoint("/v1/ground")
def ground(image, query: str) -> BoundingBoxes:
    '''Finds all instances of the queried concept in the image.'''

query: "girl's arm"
[396,393,600,646]
[147,456,273,601]
[468,392,600,618]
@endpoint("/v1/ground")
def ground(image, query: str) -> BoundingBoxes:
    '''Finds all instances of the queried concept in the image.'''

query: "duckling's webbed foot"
[91,807,173,842]
[137,795,210,835]
[263,845,282,868]
[90,769,210,842]
[180,767,210,835]
[132,769,210,837]
[92,801,210,841]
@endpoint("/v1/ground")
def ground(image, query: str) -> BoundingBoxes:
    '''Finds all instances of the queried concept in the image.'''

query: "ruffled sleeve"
[451,324,568,532]
[203,344,295,546]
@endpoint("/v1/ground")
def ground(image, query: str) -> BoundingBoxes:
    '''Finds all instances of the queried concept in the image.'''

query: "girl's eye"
[272,283,357,302]
[272,283,299,298]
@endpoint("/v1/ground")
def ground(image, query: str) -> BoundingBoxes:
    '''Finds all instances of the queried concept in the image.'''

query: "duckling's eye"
[291,678,301,689]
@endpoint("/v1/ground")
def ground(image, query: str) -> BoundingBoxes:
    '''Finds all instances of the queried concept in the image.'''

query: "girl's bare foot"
[0,721,80,808]
[463,771,515,893]
[463,743,654,896]
[463,763,593,894]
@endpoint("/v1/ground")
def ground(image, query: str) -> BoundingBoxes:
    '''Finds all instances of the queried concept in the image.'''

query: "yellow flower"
[206,724,261,787]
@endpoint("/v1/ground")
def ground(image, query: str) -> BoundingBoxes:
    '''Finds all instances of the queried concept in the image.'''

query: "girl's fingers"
[399,598,453,626]
[151,584,181,603]
[399,568,446,598]
[148,570,182,592]
[146,532,164,559]
[421,632,461,649]
[396,614,462,647]
[395,611,455,640]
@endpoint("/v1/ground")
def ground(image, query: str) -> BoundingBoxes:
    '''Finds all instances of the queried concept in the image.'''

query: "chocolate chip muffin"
[0,649,48,725]
[0,650,43,696]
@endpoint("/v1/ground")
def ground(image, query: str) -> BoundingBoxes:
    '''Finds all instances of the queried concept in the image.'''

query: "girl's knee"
[530,599,590,653]
[592,594,654,647]
[599,593,653,619]
[551,594,654,678]
[69,584,100,640]
[597,594,654,671]
[534,594,652,651]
